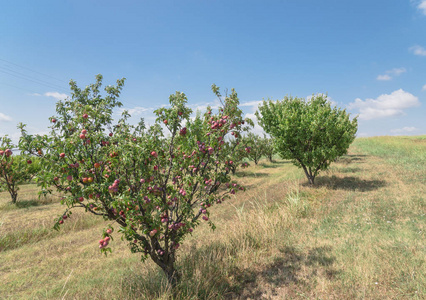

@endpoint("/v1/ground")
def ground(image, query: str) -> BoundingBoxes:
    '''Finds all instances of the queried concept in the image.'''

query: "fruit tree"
[18,75,249,286]
[255,94,358,185]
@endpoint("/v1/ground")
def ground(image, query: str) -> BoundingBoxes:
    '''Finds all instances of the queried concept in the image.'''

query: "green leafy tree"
[221,118,253,174]
[243,133,264,165]
[18,75,247,287]
[0,136,38,203]
[262,135,276,163]
[255,94,358,185]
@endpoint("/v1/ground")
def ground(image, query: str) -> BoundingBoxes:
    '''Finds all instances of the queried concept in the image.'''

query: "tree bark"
[161,262,180,288]
[300,164,315,185]
[11,192,18,204]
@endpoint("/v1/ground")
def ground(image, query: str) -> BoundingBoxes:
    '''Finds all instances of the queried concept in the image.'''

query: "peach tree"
[220,118,254,174]
[18,75,248,286]
[0,135,38,203]
[242,133,265,165]
[262,135,276,162]
[256,94,358,185]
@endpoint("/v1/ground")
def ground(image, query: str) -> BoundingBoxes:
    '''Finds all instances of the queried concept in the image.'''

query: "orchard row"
[0,75,357,286]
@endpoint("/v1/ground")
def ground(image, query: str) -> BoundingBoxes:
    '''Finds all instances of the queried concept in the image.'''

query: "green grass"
[0,136,425,299]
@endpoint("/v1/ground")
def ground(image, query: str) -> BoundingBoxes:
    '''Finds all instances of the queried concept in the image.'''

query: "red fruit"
[27,160,32,164]
[59,220,64,224]
[78,197,84,202]
[94,162,100,168]
[109,132,113,137]
[104,236,111,242]
[52,118,56,123]
[163,120,168,124]
[59,153,65,158]
[87,177,93,183]
[80,134,86,139]
[149,229,157,237]
[178,111,183,116]
[82,177,88,183]
[0,150,3,156]
[63,215,67,220]
[82,113,88,119]
[81,129,87,135]
[106,229,112,234]
[151,151,158,158]
[66,175,73,181]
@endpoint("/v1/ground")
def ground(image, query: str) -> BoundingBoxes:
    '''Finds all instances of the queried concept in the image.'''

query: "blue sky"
[1,0,426,143]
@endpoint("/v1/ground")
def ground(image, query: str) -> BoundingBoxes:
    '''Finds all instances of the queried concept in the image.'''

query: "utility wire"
[0,65,69,91]
[0,82,41,94]
[0,58,68,84]
[0,58,145,109]
[0,69,69,93]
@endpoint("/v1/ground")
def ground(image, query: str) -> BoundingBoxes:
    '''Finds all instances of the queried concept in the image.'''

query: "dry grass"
[0,136,425,299]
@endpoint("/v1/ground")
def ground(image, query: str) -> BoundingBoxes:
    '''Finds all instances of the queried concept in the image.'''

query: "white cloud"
[0,112,12,122]
[390,126,418,133]
[389,67,407,76]
[410,45,426,56]
[240,100,262,107]
[418,0,426,15]
[244,113,265,136]
[44,92,68,100]
[377,74,392,81]
[189,99,222,112]
[377,67,406,81]
[120,106,151,116]
[348,89,420,120]
[422,84,426,91]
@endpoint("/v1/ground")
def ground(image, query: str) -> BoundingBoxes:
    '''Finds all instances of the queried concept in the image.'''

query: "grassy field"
[0,136,425,299]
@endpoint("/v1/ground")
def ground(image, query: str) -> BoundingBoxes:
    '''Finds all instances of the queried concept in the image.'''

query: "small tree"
[262,135,276,163]
[221,119,253,175]
[18,75,247,287]
[0,136,37,203]
[243,133,264,165]
[256,94,358,185]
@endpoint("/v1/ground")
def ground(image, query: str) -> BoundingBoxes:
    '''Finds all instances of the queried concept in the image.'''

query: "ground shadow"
[336,154,367,164]
[260,161,291,169]
[0,197,58,211]
[235,171,270,178]
[121,243,338,300]
[311,176,386,192]
[224,246,338,299]
[339,167,361,173]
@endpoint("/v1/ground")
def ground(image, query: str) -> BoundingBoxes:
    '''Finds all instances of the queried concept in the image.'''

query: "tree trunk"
[158,258,180,288]
[301,164,315,185]
[10,191,18,204]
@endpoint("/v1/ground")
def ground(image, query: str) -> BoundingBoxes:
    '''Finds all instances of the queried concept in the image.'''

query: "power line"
[0,58,68,84]
[0,82,41,94]
[0,65,69,92]
[0,69,69,92]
